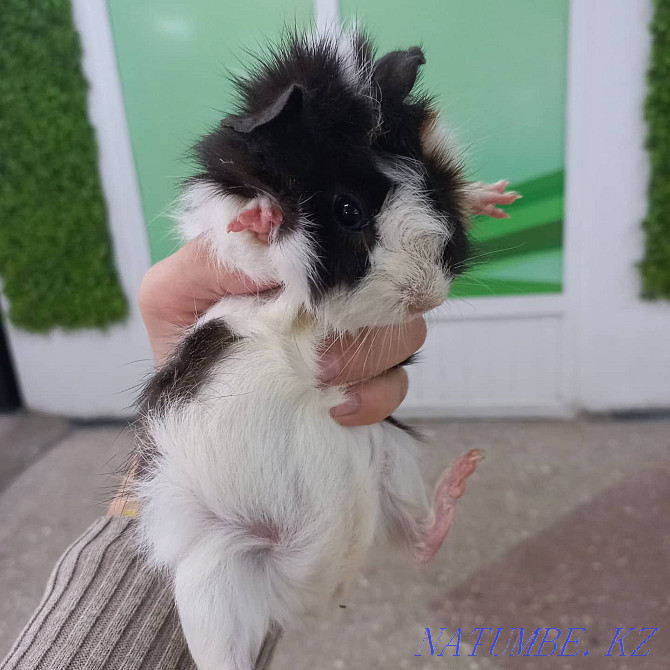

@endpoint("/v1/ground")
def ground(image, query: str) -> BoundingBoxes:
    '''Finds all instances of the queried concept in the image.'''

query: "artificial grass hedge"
[0,0,127,332]
[642,0,670,299]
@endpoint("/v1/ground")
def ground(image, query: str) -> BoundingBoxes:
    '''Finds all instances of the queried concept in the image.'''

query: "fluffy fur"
[134,29,502,670]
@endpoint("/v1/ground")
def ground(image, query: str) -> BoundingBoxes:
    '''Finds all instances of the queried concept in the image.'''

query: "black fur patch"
[192,30,470,298]
[396,353,420,368]
[138,319,239,418]
[384,356,423,441]
[426,152,470,278]
[384,415,425,442]
[371,91,469,278]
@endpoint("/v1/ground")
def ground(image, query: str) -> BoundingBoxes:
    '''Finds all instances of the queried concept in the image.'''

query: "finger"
[143,237,275,312]
[331,367,409,427]
[320,318,427,385]
[140,237,278,329]
[139,236,279,365]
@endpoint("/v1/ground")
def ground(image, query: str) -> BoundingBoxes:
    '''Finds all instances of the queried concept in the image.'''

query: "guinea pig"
[133,29,519,670]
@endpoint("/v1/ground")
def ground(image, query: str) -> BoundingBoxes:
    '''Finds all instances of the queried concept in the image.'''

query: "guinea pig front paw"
[468,180,522,219]
[227,198,284,243]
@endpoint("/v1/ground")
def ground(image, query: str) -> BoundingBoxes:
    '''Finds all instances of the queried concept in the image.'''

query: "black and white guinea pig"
[134,30,518,670]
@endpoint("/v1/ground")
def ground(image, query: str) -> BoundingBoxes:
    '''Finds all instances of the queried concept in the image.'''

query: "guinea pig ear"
[373,46,426,101]
[223,84,305,133]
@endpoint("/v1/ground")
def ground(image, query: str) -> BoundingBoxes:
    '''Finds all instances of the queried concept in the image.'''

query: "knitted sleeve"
[0,516,281,670]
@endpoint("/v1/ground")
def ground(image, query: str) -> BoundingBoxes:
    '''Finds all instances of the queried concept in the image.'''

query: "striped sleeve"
[0,516,196,670]
[0,516,282,670]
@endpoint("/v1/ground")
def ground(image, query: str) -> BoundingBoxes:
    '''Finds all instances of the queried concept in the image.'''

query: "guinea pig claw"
[469,180,522,218]
[227,202,284,243]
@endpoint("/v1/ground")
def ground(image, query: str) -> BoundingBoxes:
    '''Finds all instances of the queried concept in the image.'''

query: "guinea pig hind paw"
[413,449,483,565]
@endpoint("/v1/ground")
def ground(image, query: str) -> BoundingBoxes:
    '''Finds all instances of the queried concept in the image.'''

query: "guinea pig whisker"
[378,325,391,373]
[456,241,527,268]
[365,326,385,377]
[338,328,372,383]
[363,326,384,378]
[346,329,372,375]
[452,276,496,295]
[298,191,320,207]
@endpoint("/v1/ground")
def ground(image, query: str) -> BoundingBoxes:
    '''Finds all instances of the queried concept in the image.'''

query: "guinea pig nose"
[406,296,441,315]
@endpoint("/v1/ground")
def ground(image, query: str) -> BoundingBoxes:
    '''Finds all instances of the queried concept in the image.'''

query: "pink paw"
[414,449,483,566]
[471,180,522,219]
[227,200,284,243]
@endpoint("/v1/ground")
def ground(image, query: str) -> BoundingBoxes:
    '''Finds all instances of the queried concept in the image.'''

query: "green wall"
[342,0,569,296]
[342,0,568,184]
[107,0,314,263]
[109,0,568,296]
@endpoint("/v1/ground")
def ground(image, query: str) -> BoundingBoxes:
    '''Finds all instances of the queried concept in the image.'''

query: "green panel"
[341,0,568,184]
[107,1,314,263]
[342,0,568,296]
[450,276,563,298]
[472,172,565,242]
[453,169,564,295]
[451,169,565,295]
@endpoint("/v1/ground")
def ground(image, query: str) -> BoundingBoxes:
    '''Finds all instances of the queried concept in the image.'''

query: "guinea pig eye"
[332,195,365,230]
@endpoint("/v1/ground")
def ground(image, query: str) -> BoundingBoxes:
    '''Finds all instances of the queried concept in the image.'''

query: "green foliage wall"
[0,0,127,332]
[642,0,670,299]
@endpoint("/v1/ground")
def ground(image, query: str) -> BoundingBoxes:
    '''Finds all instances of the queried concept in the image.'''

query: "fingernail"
[319,351,340,382]
[331,393,361,418]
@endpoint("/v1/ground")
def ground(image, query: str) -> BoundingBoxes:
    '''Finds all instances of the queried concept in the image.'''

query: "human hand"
[138,236,426,427]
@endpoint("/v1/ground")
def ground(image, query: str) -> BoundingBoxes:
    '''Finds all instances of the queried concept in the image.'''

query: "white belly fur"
[136,295,382,615]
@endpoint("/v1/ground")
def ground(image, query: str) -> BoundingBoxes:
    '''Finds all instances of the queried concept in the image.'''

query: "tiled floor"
[0,412,668,668]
